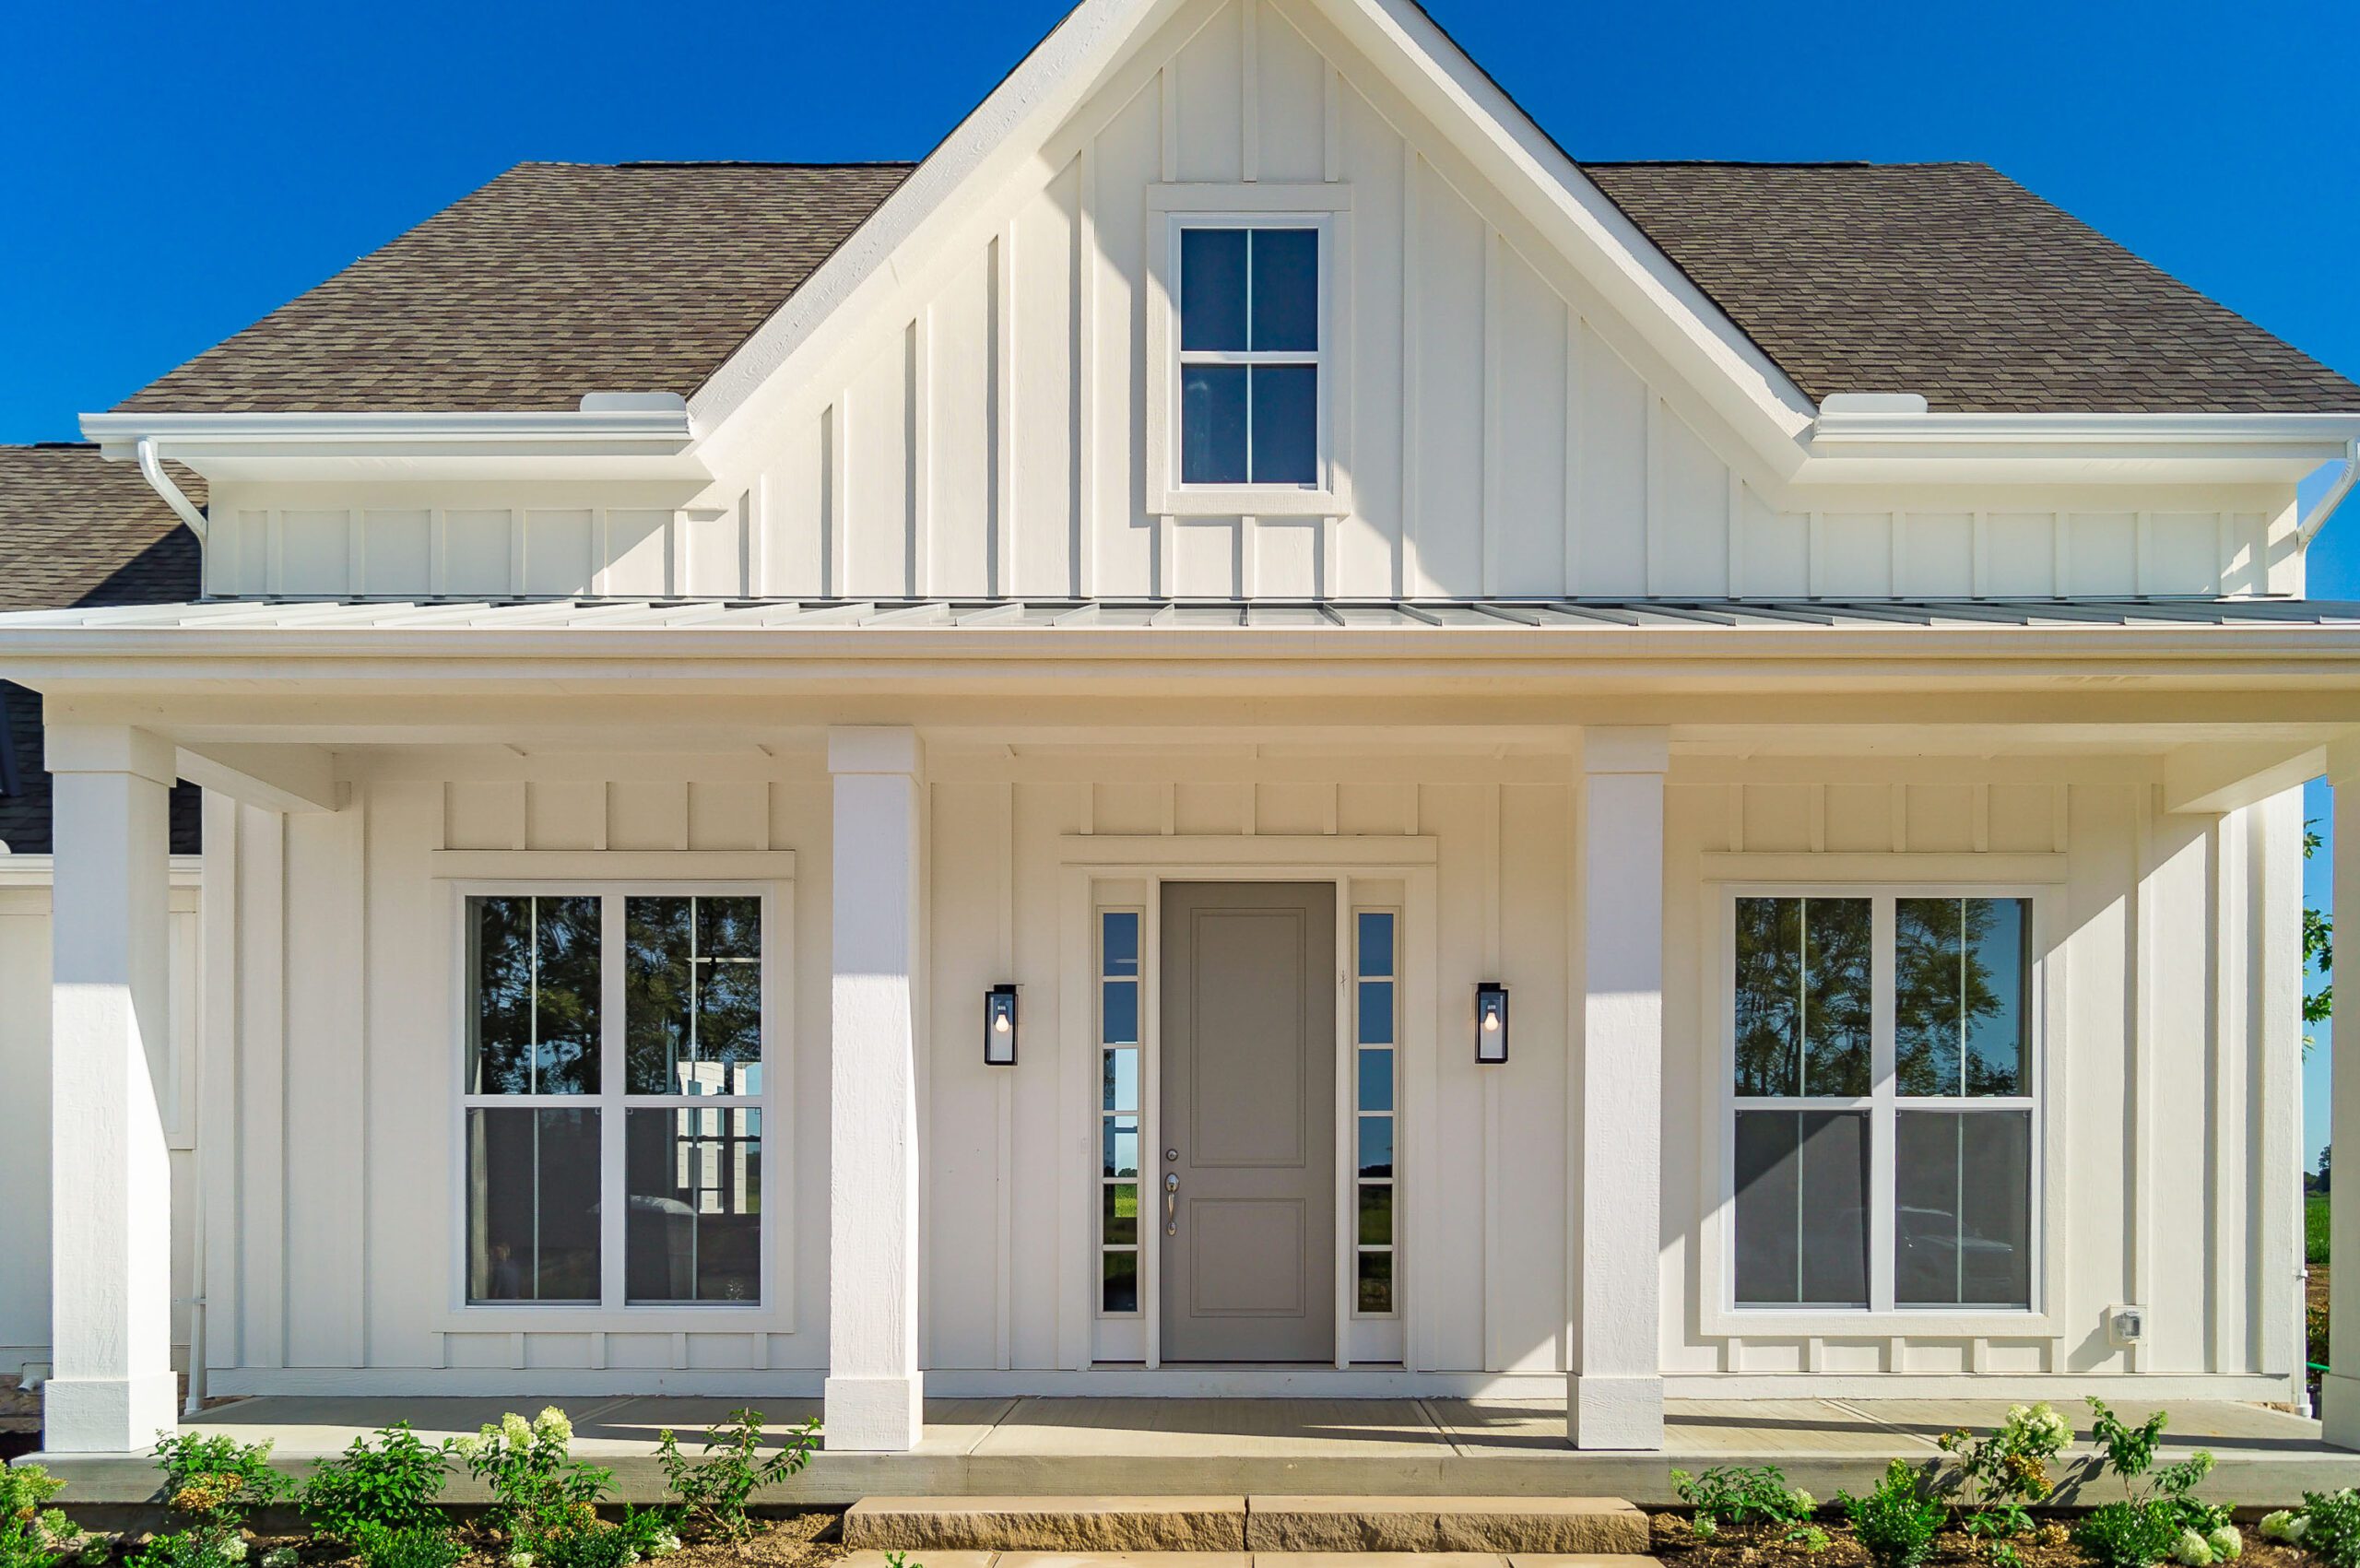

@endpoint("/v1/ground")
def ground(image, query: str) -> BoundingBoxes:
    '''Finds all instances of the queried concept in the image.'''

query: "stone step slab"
[845,1498,1251,1552]
[1246,1499,1649,1555]
[843,1497,1650,1556]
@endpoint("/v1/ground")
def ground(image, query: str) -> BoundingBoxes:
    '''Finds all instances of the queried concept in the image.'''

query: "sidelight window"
[463,889,771,1309]
[1353,910,1400,1315]
[1729,892,2036,1314]
[1098,909,1144,1315]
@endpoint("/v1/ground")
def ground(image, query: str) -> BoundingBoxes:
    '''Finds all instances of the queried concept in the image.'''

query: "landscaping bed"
[1651,1515,2327,1568]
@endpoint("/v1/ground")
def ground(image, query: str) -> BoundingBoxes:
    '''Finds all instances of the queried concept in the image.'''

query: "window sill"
[1154,485,1347,519]
[442,1306,782,1336]
[1700,1304,2054,1339]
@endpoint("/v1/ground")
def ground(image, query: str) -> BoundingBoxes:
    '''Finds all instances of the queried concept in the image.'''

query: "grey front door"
[1159,881,1337,1362]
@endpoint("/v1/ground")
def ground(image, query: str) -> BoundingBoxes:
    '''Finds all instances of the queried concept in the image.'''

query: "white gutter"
[2296,434,2360,548]
[135,437,208,544]
[87,401,698,451]
[1811,407,2360,450]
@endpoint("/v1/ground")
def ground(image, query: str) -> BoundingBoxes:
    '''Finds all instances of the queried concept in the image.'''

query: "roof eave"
[78,407,712,484]
[1794,408,2360,486]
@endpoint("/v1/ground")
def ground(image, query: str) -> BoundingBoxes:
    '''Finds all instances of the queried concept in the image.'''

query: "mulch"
[1648,1515,2323,1568]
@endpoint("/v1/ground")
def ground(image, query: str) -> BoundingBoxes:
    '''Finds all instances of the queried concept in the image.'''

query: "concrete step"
[842,1497,1652,1555]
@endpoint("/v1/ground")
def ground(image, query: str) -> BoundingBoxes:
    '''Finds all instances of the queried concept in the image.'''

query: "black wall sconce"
[1475,983,1510,1065]
[985,984,1020,1066]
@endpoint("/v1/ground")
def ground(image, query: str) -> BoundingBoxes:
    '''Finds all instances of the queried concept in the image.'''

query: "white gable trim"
[687,0,1825,479]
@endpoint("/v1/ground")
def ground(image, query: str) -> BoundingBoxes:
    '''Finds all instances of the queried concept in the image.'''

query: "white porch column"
[1568,727,1668,1450]
[43,723,180,1453]
[823,726,926,1451]
[2327,744,2360,1448]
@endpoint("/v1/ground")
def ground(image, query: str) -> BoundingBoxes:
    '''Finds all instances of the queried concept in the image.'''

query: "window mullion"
[1869,896,1897,1315]
[599,891,628,1310]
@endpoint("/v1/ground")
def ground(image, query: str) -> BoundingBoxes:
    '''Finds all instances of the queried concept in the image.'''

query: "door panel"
[1160,881,1337,1362]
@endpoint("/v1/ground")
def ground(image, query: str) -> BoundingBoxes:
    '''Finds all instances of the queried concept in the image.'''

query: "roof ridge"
[611,159,923,171]
[1579,158,1991,171]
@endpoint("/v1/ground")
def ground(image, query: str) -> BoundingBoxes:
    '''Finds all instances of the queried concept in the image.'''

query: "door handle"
[1163,1172,1179,1235]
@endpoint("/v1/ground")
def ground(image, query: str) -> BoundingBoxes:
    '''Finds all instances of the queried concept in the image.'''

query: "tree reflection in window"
[1895,898,2028,1098]
[1734,897,1871,1098]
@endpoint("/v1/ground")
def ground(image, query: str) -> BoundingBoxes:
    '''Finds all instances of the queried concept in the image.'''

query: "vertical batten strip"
[1323,62,1342,183]
[911,312,933,598]
[1481,231,1504,598]
[2129,786,2155,1373]
[2053,512,2071,595]
[1398,147,1422,598]
[429,507,447,599]
[1726,472,1744,598]
[1158,66,1178,183]
[993,228,1019,598]
[746,482,766,600]
[1564,312,1583,596]
[1971,511,1988,598]
[1241,0,1260,183]
[1480,784,1503,1372]
[828,396,850,596]
[1643,399,1665,595]
[346,510,365,598]
[1076,147,1100,600]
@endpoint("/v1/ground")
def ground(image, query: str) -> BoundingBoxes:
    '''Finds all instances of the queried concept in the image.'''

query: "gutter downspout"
[2296,435,2360,549]
[134,437,207,545]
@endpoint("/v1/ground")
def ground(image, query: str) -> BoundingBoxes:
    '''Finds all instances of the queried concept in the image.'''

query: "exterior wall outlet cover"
[2108,1304,2146,1345]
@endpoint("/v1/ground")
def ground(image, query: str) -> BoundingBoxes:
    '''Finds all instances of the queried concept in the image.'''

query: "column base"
[42,1372,180,1455]
[2323,1373,2360,1450]
[1568,1372,1665,1451]
[824,1373,926,1451]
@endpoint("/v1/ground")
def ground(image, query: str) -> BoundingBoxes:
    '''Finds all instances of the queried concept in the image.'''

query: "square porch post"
[42,723,180,1453]
[823,726,926,1451]
[1568,726,1668,1450]
[2327,745,2360,1448]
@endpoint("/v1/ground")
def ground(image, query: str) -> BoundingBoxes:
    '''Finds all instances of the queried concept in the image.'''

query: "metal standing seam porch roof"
[5,596,2360,632]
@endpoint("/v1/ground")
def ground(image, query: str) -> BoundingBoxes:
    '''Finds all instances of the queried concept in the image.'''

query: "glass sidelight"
[1354,910,1398,1315]
[1099,909,1144,1315]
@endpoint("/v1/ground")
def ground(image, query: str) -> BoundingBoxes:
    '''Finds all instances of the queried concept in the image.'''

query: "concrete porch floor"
[25,1397,2352,1508]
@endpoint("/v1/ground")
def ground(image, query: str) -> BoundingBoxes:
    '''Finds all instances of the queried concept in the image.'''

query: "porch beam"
[823,725,926,1451]
[174,742,347,814]
[1569,726,1669,1450]
[2161,738,2330,817]
[2327,739,2360,1449]
[41,724,180,1452]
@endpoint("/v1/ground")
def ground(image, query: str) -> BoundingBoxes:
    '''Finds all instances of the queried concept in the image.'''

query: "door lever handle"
[1163,1172,1179,1235]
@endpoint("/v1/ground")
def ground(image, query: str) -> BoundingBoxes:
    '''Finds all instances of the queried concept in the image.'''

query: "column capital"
[2327,732,2360,788]
[44,723,176,787]
[828,725,924,778]
[1581,726,1669,777]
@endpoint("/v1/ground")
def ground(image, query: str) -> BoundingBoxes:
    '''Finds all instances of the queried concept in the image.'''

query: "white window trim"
[442,877,793,1333]
[1698,879,2066,1339]
[1144,183,1355,518]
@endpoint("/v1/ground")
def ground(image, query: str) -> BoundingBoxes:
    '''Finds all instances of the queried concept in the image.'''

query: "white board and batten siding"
[194,0,2304,607]
[180,745,2305,1397]
[0,864,202,1388]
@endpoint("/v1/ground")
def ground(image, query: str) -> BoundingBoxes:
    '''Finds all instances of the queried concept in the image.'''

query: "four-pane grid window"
[1179,225,1321,487]
[1731,893,2034,1313]
[1355,911,1398,1315]
[464,891,766,1309]
[1100,910,1144,1315]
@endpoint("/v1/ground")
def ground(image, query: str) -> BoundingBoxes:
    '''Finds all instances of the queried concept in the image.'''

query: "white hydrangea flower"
[2172,1529,2213,1566]
[2291,1517,2312,1544]
[2260,1513,2298,1543]
[502,1412,535,1448]
[218,1540,250,1565]
[534,1407,573,1444]
[261,1548,300,1568]
[650,1533,681,1558]
[1792,1491,1815,1512]
[506,1553,535,1568]
[2206,1527,2242,1561]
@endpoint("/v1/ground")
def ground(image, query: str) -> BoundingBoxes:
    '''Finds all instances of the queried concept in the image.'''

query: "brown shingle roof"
[0,444,203,854]
[111,158,2358,418]
[1582,160,2360,414]
[119,161,916,414]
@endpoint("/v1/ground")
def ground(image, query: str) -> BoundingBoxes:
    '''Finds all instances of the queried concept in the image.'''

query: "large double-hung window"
[1729,892,2036,1313]
[463,890,769,1308]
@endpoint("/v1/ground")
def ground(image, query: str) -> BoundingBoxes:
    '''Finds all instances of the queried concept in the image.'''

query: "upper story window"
[1147,190,1351,520]
[1177,223,1322,489]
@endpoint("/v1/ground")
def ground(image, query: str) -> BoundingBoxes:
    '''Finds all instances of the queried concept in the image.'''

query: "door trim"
[1056,838,1439,1373]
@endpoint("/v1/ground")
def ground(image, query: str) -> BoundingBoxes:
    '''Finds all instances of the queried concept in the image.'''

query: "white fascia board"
[688,0,1187,434]
[1796,410,2360,486]
[79,408,709,482]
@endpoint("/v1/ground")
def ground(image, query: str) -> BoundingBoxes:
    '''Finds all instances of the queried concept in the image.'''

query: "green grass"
[2309,1193,2331,1267]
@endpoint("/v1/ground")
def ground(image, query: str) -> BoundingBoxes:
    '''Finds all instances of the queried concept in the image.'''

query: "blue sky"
[4,0,2352,1166]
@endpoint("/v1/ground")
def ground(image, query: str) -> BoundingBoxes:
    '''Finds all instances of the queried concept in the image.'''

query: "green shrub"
[1837,1460,1944,1568]
[1,1465,79,1568]
[2292,1490,2360,1568]
[349,1526,465,1568]
[2309,1194,2331,1268]
[454,1409,611,1539]
[301,1424,453,1542]
[151,1432,287,1539]
[1937,1401,2070,1542]
[2077,1503,2184,1568]
[654,1409,817,1541]
[616,1509,680,1560]
[513,1508,631,1568]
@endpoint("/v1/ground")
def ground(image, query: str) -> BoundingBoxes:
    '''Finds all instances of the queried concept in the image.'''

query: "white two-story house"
[5,0,2359,1462]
